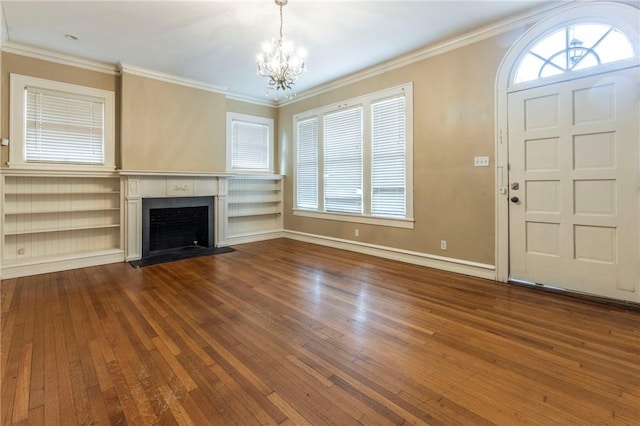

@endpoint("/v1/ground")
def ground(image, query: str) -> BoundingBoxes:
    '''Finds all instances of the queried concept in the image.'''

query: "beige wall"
[280,30,524,265]
[120,73,228,172]
[0,52,119,166]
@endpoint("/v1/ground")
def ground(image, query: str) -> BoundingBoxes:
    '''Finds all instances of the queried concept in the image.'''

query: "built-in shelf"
[2,174,124,270]
[225,176,283,240]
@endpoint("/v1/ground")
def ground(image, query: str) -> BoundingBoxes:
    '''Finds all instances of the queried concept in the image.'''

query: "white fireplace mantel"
[123,172,231,261]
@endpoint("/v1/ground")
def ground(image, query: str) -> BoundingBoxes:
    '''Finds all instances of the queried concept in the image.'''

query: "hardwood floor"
[2,239,639,425]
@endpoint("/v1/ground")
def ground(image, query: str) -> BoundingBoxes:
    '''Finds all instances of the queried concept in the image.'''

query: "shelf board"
[5,191,120,196]
[4,207,121,215]
[4,224,120,236]
[228,188,280,192]
[227,199,281,205]
[227,174,283,180]
[228,211,282,218]
[228,191,281,197]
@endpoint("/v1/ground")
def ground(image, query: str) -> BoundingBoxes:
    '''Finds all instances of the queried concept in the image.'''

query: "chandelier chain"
[279,4,284,41]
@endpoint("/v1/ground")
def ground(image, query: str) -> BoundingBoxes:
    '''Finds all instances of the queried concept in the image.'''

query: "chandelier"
[256,0,306,94]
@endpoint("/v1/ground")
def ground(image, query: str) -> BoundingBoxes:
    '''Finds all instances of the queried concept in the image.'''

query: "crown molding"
[225,92,277,108]
[1,41,118,75]
[1,1,580,108]
[279,1,572,107]
[118,62,228,95]
[0,41,274,106]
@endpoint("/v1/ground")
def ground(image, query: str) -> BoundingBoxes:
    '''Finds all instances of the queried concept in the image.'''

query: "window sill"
[293,209,414,229]
[3,162,117,175]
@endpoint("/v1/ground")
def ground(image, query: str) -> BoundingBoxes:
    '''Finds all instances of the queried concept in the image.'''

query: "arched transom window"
[514,22,636,84]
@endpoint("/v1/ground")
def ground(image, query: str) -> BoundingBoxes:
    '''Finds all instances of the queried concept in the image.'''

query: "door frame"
[494,1,640,283]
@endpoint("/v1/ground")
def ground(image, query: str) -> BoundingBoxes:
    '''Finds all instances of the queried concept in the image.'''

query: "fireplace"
[142,197,214,258]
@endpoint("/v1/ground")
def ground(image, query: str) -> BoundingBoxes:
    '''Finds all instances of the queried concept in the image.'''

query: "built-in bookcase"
[1,173,124,278]
[225,175,283,242]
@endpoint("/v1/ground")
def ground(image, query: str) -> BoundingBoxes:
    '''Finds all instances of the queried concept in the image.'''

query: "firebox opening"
[150,206,209,252]
[142,196,215,258]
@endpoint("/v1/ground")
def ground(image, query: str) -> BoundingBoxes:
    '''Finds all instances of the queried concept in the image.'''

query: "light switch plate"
[474,156,489,167]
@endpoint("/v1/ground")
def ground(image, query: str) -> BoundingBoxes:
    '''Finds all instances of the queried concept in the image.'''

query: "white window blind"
[324,107,363,214]
[294,83,413,227]
[296,117,319,209]
[231,120,270,170]
[25,87,104,164]
[371,96,406,217]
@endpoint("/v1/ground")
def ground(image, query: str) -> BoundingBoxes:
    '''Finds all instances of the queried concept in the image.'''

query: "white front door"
[508,68,639,302]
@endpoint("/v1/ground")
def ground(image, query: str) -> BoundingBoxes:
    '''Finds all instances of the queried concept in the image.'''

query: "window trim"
[9,73,116,171]
[226,112,275,173]
[292,208,415,229]
[293,82,414,229]
[509,16,640,92]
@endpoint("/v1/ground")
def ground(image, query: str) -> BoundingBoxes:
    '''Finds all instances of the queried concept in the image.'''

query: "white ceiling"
[1,0,559,102]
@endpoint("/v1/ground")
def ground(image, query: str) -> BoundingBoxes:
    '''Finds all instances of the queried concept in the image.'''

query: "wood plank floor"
[2,239,639,425]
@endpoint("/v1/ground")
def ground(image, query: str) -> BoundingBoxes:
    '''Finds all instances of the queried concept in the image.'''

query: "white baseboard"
[0,250,125,280]
[0,232,496,282]
[283,230,496,280]
[221,230,284,247]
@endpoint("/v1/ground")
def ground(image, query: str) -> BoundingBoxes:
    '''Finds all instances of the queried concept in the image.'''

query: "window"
[324,107,363,214]
[296,117,318,209]
[514,22,636,84]
[9,74,115,169]
[226,112,274,173]
[294,83,413,228]
[372,96,406,218]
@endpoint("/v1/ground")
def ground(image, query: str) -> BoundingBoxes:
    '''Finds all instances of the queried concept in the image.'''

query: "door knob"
[510,196,519,203]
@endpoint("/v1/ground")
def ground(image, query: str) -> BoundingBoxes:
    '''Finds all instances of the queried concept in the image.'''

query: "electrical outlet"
[440,240,447,250]
[474,156,490,167]
[354,229,359,237]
